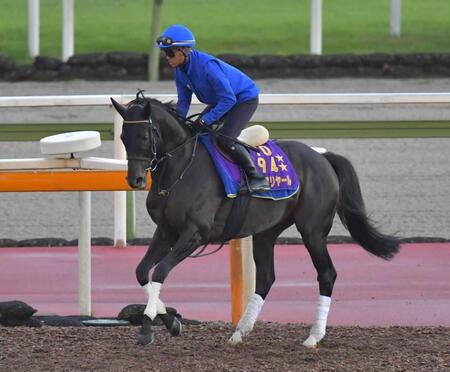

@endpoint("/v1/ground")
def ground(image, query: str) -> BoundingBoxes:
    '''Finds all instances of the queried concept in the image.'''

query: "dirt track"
[0,323,448,371]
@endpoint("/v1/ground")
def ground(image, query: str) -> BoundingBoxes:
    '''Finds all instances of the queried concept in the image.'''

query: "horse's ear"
[110,98,127,119]
[143,100,151,119]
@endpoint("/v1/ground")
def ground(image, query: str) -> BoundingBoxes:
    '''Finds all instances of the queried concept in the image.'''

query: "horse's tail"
[323,152,401,260]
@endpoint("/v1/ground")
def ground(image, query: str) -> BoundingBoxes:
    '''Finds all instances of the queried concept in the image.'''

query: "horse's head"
[111,94,161,190]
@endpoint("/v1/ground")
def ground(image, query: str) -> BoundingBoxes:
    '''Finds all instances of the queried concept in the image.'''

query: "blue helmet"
[156,25,196,49]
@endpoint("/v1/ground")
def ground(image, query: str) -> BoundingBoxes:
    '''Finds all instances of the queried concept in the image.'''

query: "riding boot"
[226,144,270,193]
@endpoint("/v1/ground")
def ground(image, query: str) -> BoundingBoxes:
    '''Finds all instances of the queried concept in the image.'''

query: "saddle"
[198,125,300,243]
[199,125,300,200]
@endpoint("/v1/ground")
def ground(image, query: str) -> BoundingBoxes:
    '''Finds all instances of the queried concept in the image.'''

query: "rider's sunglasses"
[162,48,177,58]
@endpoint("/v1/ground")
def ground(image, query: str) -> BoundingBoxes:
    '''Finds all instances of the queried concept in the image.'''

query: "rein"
[124,117,201,197]
[155,133,200,197]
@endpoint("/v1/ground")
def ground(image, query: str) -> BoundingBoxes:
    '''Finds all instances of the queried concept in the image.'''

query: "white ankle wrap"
[236,294,265,335]
[143,282,166,319]
[309,295,331,342]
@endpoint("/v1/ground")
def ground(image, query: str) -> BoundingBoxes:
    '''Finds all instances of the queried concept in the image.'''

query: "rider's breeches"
[202,97,259,151]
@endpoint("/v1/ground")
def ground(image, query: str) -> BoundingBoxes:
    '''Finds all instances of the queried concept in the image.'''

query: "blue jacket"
[175,50,259,125]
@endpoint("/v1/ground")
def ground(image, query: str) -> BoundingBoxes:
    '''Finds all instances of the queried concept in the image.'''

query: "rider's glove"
[192,116,210,133]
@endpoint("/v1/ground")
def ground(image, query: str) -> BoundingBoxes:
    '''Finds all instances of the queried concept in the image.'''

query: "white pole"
[390,0,401,37]
[62,0,75,61]
[113,108,127,247]
[149,0,164,81]
[78,191,91,315]
[28,0,40,58]
[310,0,322,55]
[241,236,255,307]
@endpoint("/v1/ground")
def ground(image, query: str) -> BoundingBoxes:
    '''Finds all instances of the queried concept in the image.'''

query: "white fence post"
[28,0,40,58]
[78,191,91,315]
[113,104,127,247]
[310,0,322,55]
[148,0,164,81]
[390,0,402,37]
[62,0,75,62]
[241,236,255,306]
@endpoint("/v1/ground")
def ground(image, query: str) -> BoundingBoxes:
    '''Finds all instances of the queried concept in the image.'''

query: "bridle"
[123,118,161,172]
[122,116,200,196]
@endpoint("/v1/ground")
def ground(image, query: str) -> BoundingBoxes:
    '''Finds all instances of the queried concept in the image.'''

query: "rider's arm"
[175,74,193,119]
[201,61,237,125]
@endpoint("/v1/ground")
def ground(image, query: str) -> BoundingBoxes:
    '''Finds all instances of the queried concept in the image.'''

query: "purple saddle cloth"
[199,134,300,200]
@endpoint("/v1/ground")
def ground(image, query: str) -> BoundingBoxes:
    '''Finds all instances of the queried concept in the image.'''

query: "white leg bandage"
[229,294,265,345]
[236,294,265,335]
[303,295,331,348]
[143,282,167,320]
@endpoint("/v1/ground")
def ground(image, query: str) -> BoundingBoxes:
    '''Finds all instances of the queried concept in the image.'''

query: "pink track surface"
[1,243,449,326]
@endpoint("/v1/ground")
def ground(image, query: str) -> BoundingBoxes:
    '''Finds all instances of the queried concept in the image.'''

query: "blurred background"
[2,0,450,62]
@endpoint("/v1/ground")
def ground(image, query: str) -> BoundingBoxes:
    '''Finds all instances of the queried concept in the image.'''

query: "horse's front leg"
[136,227,174,345]
[141,225,202,345]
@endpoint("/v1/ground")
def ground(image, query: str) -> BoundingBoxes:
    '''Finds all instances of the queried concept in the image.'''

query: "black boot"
[226,144,270,193]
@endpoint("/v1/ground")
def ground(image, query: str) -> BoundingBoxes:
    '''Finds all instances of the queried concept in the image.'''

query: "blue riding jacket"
[175,50,259,125]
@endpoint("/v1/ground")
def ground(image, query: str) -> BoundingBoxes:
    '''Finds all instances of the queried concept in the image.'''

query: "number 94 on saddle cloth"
[199,134,300,200]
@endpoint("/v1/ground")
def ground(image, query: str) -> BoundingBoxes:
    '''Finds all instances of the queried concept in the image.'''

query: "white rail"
[2,92,450,107]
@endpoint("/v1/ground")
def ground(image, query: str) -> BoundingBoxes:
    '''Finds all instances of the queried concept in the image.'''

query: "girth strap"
[219,193,251,243]
[189,193,250,258]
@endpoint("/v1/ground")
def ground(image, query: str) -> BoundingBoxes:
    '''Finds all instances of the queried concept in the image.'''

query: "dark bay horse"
[111,95,401,347]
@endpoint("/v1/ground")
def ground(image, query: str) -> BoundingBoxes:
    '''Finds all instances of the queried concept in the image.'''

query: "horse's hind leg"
[300,229,337,348]
[229,224,286,345]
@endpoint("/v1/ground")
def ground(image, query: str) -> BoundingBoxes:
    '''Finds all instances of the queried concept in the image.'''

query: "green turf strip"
[1,121,449,141]
[2,0,450,64]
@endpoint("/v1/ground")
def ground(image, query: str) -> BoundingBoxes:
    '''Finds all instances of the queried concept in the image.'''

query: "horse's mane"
[127,91,182,124]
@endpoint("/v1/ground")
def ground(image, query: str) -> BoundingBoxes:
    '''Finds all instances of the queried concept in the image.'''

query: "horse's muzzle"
[127,176,147,190]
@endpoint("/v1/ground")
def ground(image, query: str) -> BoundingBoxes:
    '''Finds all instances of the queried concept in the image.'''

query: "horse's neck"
[153,106,189,153]
[149,109,195,194]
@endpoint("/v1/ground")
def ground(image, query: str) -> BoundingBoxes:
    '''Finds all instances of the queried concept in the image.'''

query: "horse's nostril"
[136,177,146,189]
[127,178,138,188]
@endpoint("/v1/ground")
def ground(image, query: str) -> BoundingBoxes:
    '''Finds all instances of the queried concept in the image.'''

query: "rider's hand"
[193,116,209,133]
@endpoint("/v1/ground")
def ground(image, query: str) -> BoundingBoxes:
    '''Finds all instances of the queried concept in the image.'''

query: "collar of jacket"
[179,49,201,75]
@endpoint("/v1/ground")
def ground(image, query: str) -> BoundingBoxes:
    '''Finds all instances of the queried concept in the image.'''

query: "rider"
[156,24,270,193]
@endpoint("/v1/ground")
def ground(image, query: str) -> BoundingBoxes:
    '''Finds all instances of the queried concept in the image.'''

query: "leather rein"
[123,118,200,197]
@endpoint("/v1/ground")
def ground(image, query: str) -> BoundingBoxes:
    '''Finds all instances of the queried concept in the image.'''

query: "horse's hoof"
[302,335,318,348]
[169,317,182,337]
[228,331,243,345]
[137,331,155,346]
[137,315,154,345]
